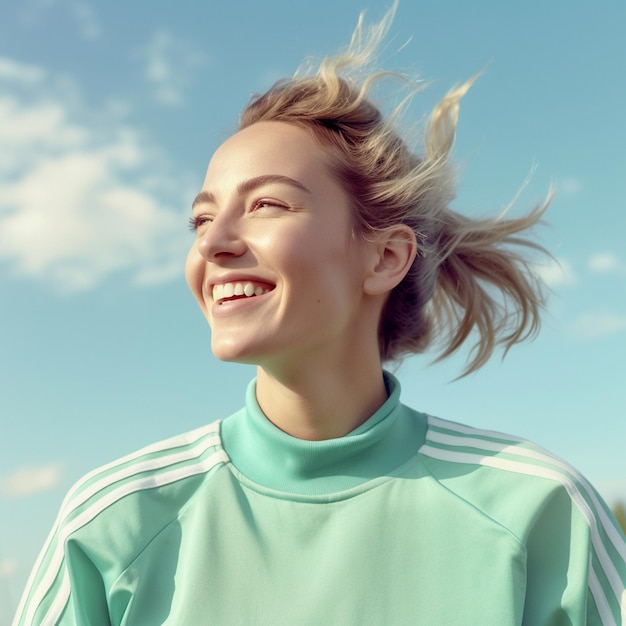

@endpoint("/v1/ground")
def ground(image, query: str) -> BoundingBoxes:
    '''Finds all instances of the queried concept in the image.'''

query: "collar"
[220,372,426,496]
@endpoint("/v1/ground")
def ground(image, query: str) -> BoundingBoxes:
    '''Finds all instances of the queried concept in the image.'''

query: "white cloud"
[535,257,576,288]
[569,312,626,340]
[588,252,625,275]
[558,177,582,195]
[140,30,207,107]
[0,463,63,498]
[0,97,86,148]
[0,57,45,84]
[0,58,192,291]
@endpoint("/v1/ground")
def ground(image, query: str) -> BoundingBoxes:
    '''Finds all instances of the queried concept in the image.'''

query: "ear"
[363,225,417,296]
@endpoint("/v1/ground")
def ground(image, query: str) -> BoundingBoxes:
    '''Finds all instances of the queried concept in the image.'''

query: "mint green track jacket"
[14,374,626,625]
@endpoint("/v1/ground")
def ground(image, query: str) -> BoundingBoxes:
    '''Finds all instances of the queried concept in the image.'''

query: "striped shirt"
[14,373,626,625]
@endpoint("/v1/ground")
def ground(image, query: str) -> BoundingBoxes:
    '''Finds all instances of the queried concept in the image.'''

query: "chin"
[210,337,261,365]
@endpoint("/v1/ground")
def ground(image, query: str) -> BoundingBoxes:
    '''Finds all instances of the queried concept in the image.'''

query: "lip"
[209,286,273,318]
[208,273,275,292]
[205,273,276,314]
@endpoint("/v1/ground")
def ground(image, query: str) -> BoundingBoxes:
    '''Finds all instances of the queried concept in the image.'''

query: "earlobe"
[363,225,417,296]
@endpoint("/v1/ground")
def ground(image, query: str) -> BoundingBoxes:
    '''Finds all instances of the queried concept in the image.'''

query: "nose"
[196,213,247,262]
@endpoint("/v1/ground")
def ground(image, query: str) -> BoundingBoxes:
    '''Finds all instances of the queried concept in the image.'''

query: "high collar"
[220,372,427,497]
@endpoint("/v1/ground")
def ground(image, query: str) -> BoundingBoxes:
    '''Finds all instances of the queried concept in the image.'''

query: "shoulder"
[15,422,236,625]
[56,421,229,548]
[418,414,626,621]
[14,421,231,625]
[420,413,580,483]
[417,414,614,530]
[417,413,626,556]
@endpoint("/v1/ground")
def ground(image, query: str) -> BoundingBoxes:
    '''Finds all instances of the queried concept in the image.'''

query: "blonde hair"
[239,3,550,376]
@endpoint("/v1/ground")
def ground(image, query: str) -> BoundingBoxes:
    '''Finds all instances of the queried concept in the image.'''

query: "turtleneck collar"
[220,372,427,497]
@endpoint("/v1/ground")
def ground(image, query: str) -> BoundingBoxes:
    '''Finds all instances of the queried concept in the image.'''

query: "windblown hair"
[239,3,550,376]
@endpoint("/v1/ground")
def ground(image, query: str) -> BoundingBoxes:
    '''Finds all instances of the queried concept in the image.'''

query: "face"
[185,121,378,372]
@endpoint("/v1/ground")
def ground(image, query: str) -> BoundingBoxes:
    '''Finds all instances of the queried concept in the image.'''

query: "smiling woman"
[13,3,626,626]
[185,121,390,417]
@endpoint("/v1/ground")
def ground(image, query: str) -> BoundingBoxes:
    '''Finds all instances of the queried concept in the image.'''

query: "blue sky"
[1,0,625,620]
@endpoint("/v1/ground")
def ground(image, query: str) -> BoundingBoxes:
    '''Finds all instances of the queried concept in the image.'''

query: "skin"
[185,121,416,440]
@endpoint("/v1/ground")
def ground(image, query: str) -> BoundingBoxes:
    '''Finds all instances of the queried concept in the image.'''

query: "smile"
[212,281,273,304]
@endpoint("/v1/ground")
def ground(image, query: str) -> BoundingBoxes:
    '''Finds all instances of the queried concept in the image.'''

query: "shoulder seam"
[15,421,227,626]
[416,452,527,547]
[420,415,626,625]
[63,421,222,509]
[35,448,229,626]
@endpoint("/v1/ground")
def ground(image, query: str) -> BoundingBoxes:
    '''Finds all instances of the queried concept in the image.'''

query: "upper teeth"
[213,281,270,302]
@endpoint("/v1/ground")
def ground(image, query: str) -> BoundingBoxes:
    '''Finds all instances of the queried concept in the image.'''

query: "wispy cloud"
[588,252,626,275]
[535,257,576,288]
[557,177,582,195]
[21,0,101,41]
[0,57,45,83]
[0,463,63,498]
[0,57,192,291]
[67,0,100,40]
[569,312,626,340]
[139,30,207,107]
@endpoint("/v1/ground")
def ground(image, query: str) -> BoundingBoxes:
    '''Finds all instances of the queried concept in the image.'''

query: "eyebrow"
[191,174,311,209]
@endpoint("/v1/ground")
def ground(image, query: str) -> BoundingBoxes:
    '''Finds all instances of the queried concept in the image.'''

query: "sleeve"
[523,481,626,626]
[12,517,111,626]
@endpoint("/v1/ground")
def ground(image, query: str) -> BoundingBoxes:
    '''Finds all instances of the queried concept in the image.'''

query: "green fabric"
[14,373,626,625]
[221,372,426,495]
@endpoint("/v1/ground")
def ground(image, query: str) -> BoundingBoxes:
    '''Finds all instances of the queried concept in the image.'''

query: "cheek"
[185,246,207,312]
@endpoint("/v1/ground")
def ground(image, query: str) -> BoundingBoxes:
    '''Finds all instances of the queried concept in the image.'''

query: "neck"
[255,359,388,441]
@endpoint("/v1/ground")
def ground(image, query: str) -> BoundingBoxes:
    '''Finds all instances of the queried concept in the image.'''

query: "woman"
[15,6,626,626]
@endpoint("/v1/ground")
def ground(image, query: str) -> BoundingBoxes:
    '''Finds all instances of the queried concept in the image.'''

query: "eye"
[188,215,214,232]
[251,198,289,212]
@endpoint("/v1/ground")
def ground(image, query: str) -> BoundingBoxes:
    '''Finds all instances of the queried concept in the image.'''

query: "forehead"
[204,121,330,187]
